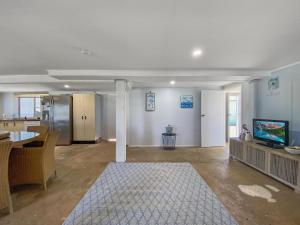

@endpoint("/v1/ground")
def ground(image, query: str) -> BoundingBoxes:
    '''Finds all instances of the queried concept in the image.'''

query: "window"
[19,97,41,118]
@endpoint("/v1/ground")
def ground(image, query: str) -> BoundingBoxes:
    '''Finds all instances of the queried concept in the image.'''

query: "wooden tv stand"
[229,138,300,193]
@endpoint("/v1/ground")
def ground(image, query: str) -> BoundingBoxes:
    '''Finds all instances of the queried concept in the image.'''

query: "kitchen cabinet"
[14,121,25,131]
[2,121,24,131]
[0,121,15,131]
[0,121,7,131]
[7,122,16,131]
[0,120,40,132]
[73,94,101,142]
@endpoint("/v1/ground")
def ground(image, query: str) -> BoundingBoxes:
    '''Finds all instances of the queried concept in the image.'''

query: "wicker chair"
[0,141,13,214]
[24,125,49,147]
[9,131,59,190]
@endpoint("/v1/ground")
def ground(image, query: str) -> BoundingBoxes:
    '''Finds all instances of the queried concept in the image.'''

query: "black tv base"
[256,142,284,149]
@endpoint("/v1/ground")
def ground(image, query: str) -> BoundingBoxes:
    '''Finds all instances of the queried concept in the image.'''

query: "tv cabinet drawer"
[245,146,266,172]
[270,154,298,186]
[229,139,244,160]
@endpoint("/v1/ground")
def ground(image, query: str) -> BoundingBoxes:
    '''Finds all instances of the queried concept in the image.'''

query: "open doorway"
[226,93,241,141]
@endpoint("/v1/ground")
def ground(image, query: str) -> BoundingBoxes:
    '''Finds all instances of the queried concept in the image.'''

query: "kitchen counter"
[0,118,40,121]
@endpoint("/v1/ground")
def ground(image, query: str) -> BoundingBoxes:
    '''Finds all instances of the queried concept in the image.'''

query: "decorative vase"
[245,132,252,141]
[239,132,245,140]
[166,125,173,134]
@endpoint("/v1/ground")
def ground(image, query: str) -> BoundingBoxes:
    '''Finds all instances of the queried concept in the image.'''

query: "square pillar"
[115,80,127,162]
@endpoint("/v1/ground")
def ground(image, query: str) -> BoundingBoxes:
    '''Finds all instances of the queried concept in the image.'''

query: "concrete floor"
[1,142,300,225]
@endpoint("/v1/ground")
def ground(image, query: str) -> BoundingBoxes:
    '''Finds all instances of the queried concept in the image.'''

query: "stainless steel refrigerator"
[41,95,73,145]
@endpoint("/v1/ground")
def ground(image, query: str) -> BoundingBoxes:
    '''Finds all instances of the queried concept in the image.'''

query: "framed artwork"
[267,76,280,96]
[180,95,193,108]
[268,77,279,90]
[145,92,155,111]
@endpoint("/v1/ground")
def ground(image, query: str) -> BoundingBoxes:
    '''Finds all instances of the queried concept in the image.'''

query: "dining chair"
[9,131,59,190]
[0,141,13,214]
[24,125,49,147]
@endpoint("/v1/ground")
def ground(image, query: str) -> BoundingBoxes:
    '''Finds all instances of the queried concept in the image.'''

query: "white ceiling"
[0,0,299,91]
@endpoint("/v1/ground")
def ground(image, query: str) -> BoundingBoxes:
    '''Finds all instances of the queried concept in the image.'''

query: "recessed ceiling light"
[170,80,176,85]
[64,84,70,88]
[192,48,203,58]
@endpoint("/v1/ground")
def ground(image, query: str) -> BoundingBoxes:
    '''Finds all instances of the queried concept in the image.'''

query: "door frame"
[226,93,241,141]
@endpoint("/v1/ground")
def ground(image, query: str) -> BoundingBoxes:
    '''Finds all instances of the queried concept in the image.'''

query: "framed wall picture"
[267,76,280,96]
[180,95,193,108]
[145,92,155,111]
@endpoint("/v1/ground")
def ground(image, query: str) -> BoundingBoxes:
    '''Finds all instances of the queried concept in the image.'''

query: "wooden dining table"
[0,131,39,214]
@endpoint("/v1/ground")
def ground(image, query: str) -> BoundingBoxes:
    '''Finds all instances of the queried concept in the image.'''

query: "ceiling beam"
[48,69,270,78]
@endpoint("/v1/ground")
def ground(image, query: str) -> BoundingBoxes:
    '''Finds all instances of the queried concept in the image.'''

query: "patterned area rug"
[63,163,239,225]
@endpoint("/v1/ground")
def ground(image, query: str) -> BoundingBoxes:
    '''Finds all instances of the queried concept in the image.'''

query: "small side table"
[162,133,176,150]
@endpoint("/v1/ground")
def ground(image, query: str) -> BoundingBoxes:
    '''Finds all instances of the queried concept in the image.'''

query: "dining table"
[0,131,39,214]
[1,131,40,146]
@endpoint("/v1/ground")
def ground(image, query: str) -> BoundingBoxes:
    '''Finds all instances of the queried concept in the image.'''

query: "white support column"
[241,80,257,131]
[115,80,127,162]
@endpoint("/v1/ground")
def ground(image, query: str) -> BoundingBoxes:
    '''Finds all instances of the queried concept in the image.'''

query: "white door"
[201,90,226,147]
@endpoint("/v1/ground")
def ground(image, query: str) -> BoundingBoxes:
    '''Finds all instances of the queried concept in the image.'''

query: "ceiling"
[0,0,299,92]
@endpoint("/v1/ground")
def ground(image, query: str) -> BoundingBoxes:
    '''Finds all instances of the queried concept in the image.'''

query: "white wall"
[126,90,130,145]
[0,92,18,117]
[241,81,257,132]
[128,88,202,146]
[224,83,242,93]
[101,94,116,140]
[256,63,300,145]
[95,94,102,139]
[0,93,3,115]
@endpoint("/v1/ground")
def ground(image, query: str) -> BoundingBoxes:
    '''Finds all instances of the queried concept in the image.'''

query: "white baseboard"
[128,145,160,147]
[128,145,200,148]
[102,138,116,142]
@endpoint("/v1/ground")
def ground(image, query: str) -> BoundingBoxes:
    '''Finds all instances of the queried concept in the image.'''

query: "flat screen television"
[253,119,289,148]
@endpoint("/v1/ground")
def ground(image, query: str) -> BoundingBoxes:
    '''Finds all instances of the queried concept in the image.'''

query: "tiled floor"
[0,142,300,225]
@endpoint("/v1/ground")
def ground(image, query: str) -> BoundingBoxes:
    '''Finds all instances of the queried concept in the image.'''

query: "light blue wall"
[256,63,300,145]
[0,93,18,117]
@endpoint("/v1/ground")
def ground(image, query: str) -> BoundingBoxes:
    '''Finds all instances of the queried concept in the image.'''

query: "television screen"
[253,119,289,145]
